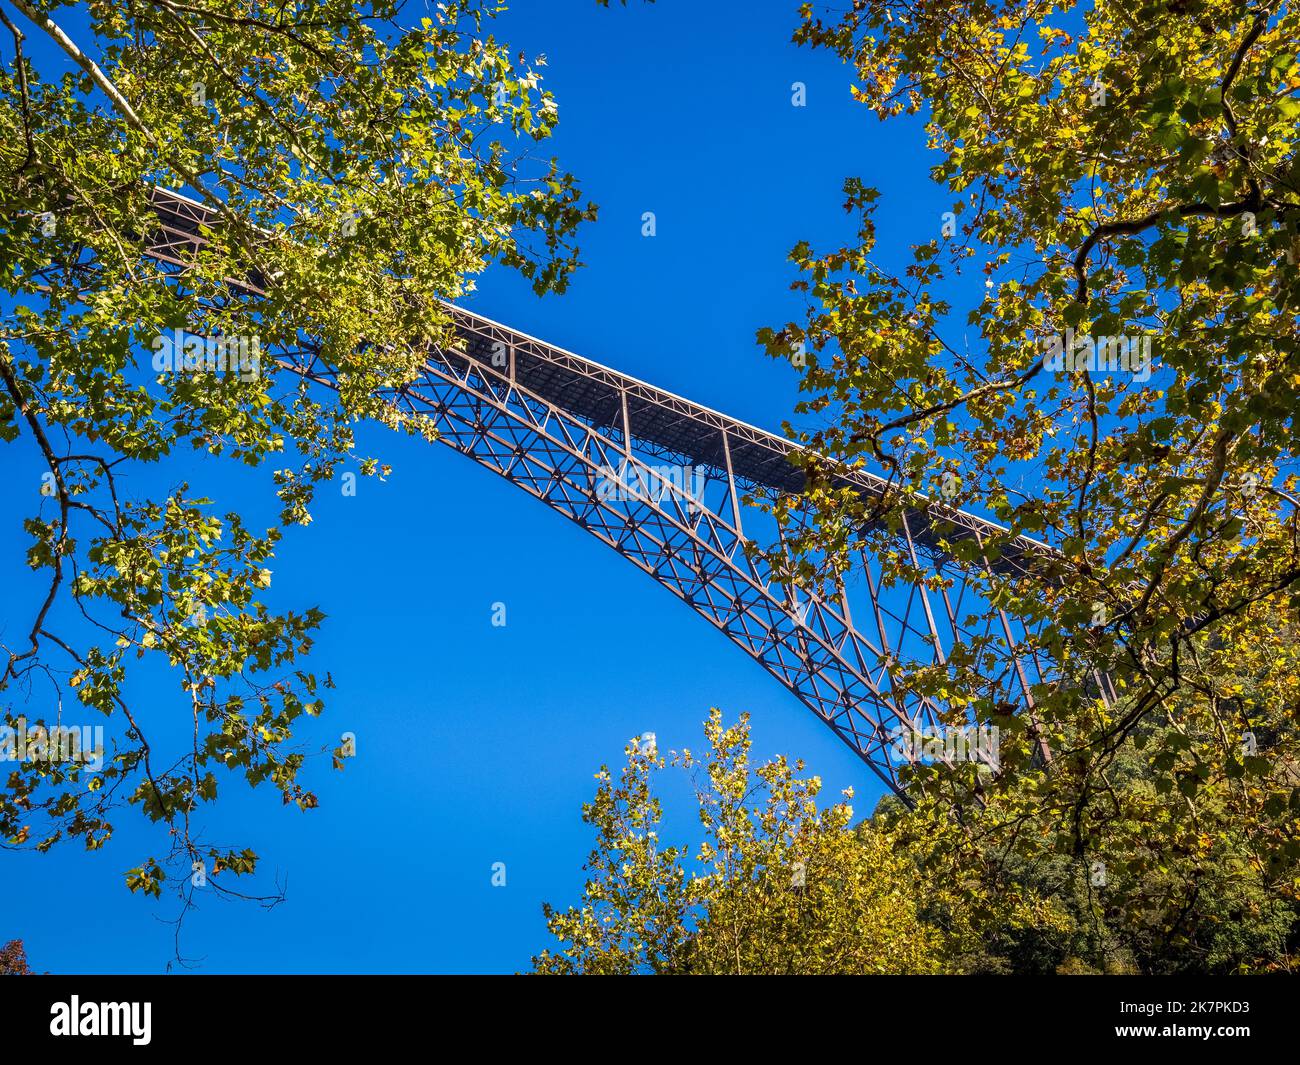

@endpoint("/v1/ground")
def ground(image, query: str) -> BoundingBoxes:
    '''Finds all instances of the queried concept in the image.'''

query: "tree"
[536,708,1299,974]
[0,0,594,910]
[750,0,1300,947]
[0,938,33,974]
[879,669,1300,975]
[534,710,946,975]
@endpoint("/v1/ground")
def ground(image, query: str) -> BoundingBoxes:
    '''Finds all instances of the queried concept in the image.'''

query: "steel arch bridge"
[147,188,1078,796]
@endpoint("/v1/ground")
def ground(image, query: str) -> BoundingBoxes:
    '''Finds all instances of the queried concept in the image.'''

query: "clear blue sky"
[0,0,955,973]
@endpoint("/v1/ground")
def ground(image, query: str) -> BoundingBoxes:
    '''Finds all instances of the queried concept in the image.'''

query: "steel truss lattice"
[147,188,1069,796]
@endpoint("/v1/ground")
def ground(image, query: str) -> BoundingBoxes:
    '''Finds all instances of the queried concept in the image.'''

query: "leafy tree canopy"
[539,709,1299,973]
[0,938,34,974]
[534,710,947,975]
[752,0,1300,919]
[0,0,593,907]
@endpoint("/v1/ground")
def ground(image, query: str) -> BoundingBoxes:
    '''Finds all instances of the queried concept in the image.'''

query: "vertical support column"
[900,510,947,666]
[620,388,632,461]
[720,429,744,539]
[775,519,800,624]
[835,571,868,673]
[977,535,1053,767]
[862,552,916,739]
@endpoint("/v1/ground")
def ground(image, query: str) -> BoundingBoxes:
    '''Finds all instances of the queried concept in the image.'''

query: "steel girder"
[289,309,1047,795]
[141,188,1057,796]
